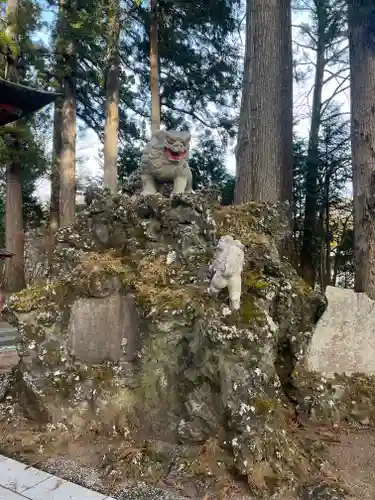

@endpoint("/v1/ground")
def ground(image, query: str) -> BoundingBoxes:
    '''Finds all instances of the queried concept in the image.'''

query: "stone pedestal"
[68,293,138,363]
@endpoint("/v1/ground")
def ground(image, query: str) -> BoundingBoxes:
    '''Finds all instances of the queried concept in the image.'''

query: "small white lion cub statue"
[209,235,245,311]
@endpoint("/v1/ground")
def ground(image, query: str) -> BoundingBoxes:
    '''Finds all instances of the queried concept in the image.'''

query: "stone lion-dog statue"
[209,235,245,311]
[140,129,193,195]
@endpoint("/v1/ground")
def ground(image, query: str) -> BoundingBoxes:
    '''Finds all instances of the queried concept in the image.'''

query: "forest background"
[0,0,355,291]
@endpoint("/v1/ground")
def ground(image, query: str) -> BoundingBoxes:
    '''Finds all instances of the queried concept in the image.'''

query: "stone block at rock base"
[68,293,138,364]
[305,286,375,376]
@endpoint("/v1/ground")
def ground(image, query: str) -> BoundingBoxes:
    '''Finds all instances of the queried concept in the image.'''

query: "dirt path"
[323,428,375,499]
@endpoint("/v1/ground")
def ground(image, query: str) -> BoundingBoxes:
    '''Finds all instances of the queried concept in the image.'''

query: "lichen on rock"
[1,189,341,498]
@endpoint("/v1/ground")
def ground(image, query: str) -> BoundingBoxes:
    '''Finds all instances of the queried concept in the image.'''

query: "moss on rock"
[1,190,337,498]
[292,367,375,428]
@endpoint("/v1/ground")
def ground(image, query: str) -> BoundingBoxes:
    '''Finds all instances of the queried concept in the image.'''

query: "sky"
[35,5,351,203]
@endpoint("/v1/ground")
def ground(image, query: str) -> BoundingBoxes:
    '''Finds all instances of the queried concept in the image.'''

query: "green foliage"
[118,142,143,181]
[0,113,49,243]
[0,30,19,57]
[189,136,230,189]
[0,0,52,244]
[43,0,243,183]
[142,0,242,134]
[292,106,353,287]
[189,134,235,203]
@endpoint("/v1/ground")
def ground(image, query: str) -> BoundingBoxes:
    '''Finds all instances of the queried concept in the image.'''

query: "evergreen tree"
[103,0,121,193]
[235,0,293,207]
[38,0,242,211]
[66,0,242,171]
[348,0,375,297]
[149,0,161,133]
[0,0,51,289]
[189,134,234,203]
[292,109,352,289]
[294,0,348,286]
[55,0,78,227]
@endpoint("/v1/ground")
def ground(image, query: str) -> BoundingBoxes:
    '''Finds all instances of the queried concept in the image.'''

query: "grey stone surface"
[68,293,138,364]
[24,475,107,500]
[305,286,375,376]
[0,454,113,500]
[0,456,51,493]
[0,485,29,499]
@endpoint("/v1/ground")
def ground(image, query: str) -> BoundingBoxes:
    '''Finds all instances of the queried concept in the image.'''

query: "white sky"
[35,6,351,203]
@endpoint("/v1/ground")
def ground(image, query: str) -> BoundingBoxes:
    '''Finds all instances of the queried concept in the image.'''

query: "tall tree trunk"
[4,157,24,292]
[50,95,63,233]
[50,0,64,239]
[317,171,331,290]
[58,1,77,228]
[324,175,331,287]
[318,209,325,291]
[235,0,293,207]
[280,0,293,212]
[48,95,63,266]
[234,0,251,198]
[150,0,161,133]
[103,0,120,194]
[348,0,375,297]
[3,0,25,292]
[59,75,76,227]
[300,2,326,287]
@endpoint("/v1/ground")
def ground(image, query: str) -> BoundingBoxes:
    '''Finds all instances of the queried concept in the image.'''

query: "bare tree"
[3,0,26,292]
[299,1,328,285]
[150,0,161,133]
[103,0,121,193]
[296,0,349,287]
[348,0,375,297]
[235,0,293,207]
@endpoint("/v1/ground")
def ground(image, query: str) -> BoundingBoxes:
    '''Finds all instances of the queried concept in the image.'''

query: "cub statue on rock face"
[209,235,245,311]
[140,129,193,195]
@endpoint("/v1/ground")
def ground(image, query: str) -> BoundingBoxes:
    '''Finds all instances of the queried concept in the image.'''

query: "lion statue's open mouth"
[164,147,187,162]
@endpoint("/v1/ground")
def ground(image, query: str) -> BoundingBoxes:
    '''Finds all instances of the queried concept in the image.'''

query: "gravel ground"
[324,428,375,500]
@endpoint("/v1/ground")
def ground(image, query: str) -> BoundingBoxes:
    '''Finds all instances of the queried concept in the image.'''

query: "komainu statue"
[140,129,193,195]
[209,235,245,311]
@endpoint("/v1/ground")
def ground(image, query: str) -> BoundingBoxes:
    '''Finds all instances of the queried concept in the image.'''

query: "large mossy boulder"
[2,190,332,498]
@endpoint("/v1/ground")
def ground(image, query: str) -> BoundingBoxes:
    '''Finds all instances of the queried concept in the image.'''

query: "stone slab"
[24,476,107,500]
[0,455,113,500]
[305,286,375,376]
[68,293,138,364]
[0,456,51,493]
[0,485,30,499]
